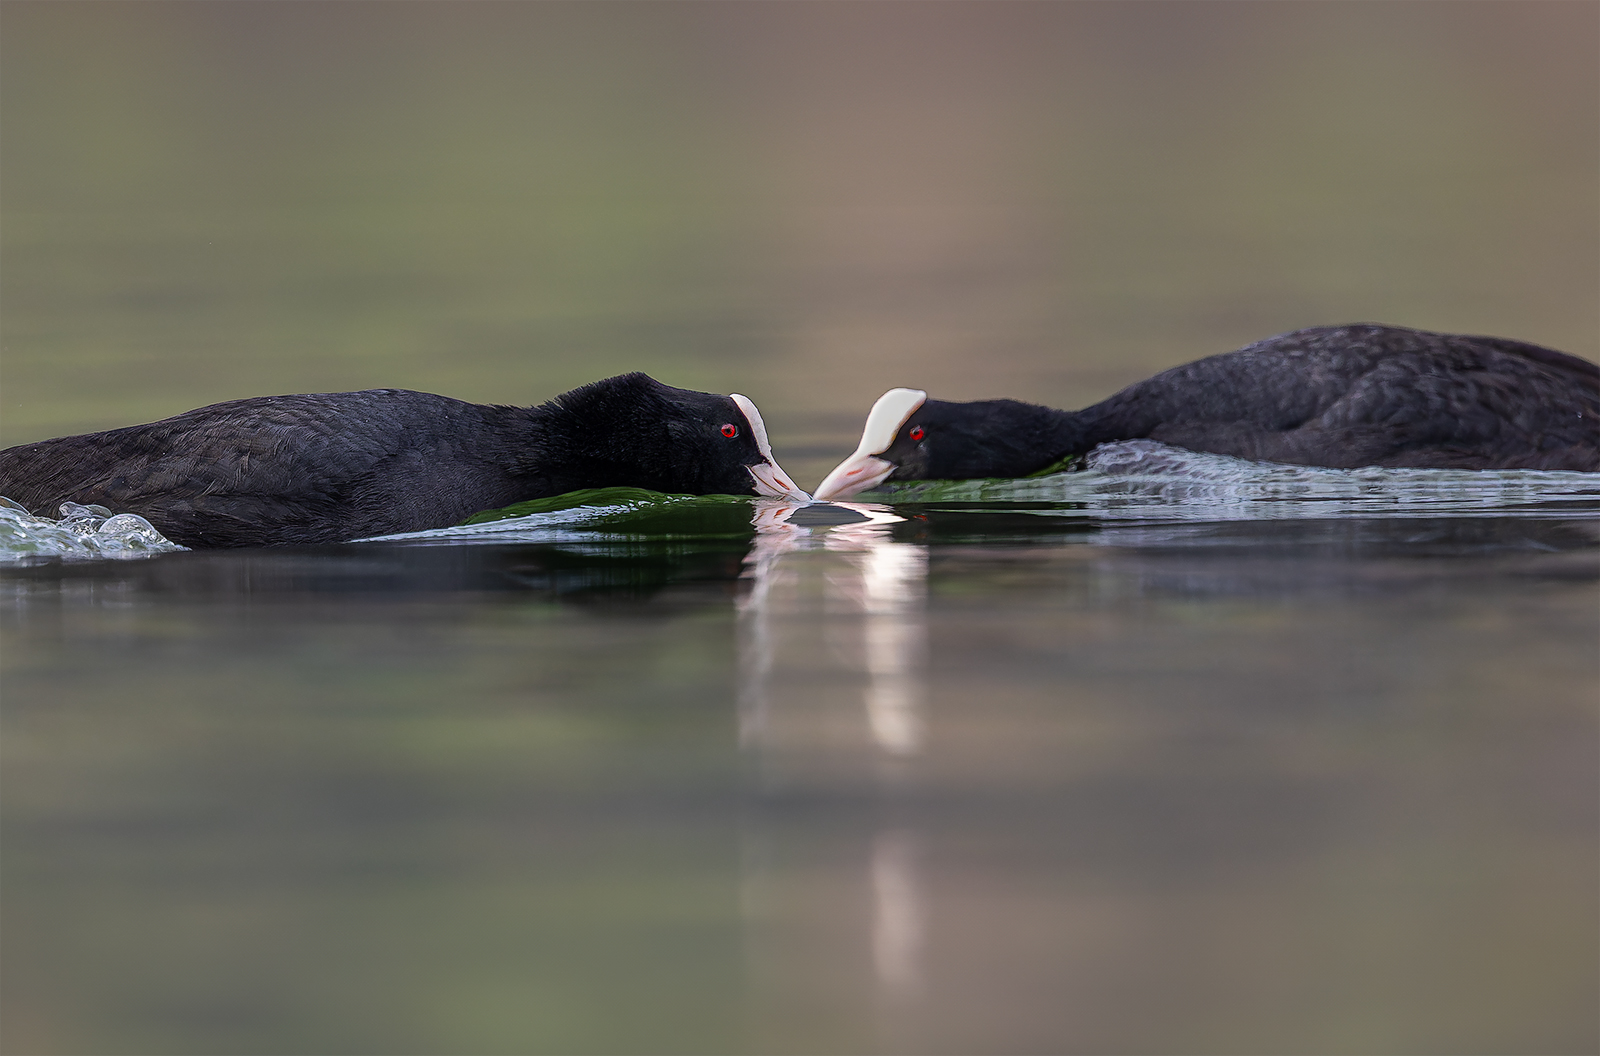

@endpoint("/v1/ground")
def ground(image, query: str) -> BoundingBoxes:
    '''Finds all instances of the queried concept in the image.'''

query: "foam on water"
[0,499,187,563]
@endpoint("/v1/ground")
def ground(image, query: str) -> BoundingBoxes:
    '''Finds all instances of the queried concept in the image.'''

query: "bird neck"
[511,386,678,495]
[926,399,1088,478]
[1043,408,1096,459]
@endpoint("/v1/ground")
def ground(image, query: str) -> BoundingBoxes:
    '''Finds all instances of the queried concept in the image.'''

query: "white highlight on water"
[736,500,926,760]
[856,542,928,756]
[871,830,925,998]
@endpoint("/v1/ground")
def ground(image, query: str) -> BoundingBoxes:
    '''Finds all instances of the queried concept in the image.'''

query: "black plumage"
[816,325,1599,499]
[1,373,803,548]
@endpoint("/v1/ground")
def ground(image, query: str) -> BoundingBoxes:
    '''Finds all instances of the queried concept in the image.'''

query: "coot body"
[815,325,1600,499]
[1,373,807,548]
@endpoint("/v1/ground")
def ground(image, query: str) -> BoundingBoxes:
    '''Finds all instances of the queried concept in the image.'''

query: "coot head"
[814,388,1061,500]
[548,373,809,499]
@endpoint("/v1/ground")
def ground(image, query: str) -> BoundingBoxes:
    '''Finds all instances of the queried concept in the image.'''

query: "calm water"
[3,3,1597,1053]
[3,455,1597,1054]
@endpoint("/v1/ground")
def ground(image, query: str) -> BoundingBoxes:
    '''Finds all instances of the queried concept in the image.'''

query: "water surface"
[4,454,1595,1054]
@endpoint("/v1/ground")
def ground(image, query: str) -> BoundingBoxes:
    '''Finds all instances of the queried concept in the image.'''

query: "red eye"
[908,425,925,441]
[720,423,739,438]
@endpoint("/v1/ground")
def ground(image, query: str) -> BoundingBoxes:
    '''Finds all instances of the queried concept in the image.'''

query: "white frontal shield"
[730,393,811,501]
[814,388,927,501]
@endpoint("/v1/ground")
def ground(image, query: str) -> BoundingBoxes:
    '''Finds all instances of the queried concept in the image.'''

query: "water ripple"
[3,441,1596,562]
[872,440,1600,520]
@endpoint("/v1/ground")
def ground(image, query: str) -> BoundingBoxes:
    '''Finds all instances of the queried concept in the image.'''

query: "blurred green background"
[2,1,1595,485]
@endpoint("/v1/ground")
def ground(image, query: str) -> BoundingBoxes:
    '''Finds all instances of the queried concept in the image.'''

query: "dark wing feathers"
[1082,325,1598,470]
[0,390,529,547]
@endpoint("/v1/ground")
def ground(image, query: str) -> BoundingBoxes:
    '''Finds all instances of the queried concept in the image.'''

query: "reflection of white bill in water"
[737,504,933,1020]
[738,500,925,758]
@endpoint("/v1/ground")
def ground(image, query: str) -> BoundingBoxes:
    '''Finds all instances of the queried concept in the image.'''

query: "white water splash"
[0,498,186,563]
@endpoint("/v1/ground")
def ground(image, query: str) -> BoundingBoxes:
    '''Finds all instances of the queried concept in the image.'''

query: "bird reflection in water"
[871,829,924,999]
[737,499,931,1020]
[738,499,927,760]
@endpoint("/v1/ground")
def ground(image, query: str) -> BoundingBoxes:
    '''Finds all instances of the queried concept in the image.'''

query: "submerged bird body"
[1,373,807,548]
[815,325,1600,499]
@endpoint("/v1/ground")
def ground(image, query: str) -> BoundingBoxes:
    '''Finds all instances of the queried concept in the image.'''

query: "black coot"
[1,373,808,548]
[815,325,1599,499]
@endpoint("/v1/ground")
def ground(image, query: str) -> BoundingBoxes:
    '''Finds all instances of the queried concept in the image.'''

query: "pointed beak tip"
[814,454,894,501]
[749,461,812,501]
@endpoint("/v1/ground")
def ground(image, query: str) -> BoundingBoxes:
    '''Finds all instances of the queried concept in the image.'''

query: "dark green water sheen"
[3,454,1596,1055]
